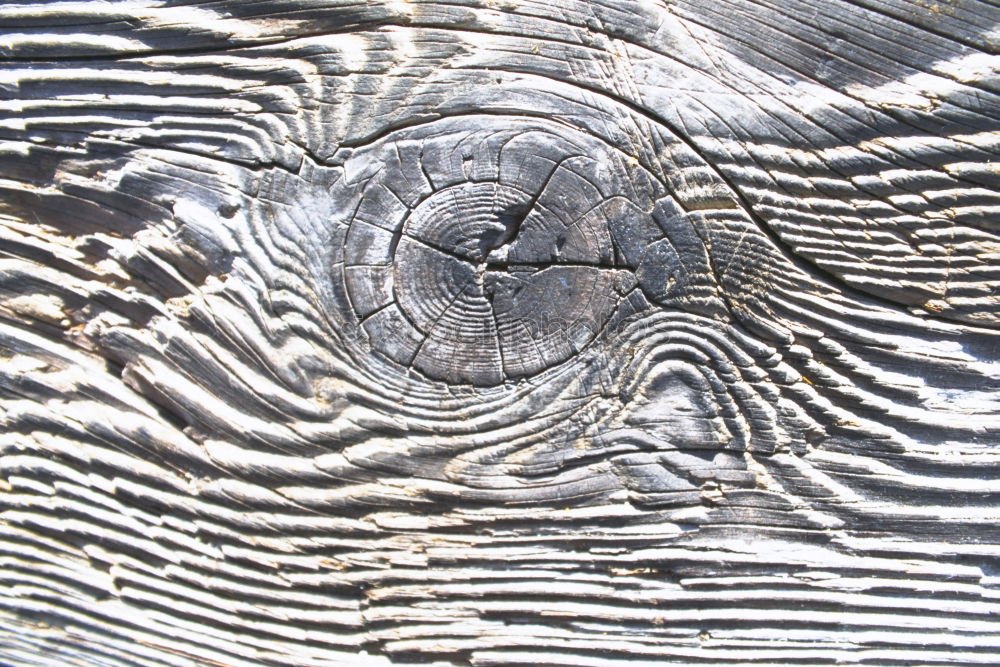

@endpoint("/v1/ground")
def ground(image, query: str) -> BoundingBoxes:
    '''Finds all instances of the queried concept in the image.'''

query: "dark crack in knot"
[476,202,530,260]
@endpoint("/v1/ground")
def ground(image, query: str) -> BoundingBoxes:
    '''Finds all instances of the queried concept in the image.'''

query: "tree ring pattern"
[332,117,677,386]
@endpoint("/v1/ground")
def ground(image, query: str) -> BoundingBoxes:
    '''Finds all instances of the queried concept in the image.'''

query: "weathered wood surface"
[1,0,1000,664]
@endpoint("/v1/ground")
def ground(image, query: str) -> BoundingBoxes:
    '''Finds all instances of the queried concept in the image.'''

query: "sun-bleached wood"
[1,0,999,664]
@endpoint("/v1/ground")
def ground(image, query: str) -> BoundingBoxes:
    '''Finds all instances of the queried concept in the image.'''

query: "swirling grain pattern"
[1,0,1000,664]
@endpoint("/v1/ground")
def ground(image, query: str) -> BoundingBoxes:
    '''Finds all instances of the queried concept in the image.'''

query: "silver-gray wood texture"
[1,0,999,664]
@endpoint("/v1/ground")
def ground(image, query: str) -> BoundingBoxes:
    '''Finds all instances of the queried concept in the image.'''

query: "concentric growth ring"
[331,117,676,386]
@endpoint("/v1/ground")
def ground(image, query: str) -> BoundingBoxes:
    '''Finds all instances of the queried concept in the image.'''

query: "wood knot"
[330,116,707,387]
